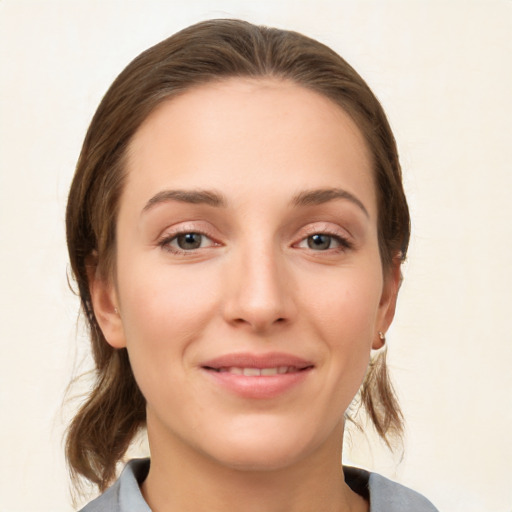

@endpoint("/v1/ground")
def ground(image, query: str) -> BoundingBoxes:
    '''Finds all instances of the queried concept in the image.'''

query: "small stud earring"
[114,307,119,315]
[378,331,386,343]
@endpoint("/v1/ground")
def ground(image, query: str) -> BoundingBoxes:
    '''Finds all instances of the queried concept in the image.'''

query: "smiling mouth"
[203,365,312,376]
[200,354,314,398]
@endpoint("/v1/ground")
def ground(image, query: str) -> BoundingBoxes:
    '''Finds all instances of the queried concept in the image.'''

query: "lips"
[200,352,314,399]
[201,352,314,370]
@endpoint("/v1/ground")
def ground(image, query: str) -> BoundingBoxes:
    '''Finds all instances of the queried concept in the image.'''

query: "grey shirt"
[80,458,439,512]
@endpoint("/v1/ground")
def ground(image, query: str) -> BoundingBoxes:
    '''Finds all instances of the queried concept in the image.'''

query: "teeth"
[215,366,297,376]
[243,368,261,376]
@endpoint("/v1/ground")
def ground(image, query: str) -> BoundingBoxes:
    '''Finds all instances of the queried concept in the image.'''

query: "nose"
[222,244,296,333]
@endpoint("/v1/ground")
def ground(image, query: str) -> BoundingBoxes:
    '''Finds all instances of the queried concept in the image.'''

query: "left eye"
[298,234,344,251]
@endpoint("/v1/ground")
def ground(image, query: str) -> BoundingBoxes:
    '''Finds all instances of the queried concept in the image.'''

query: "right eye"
[160,232,216,253]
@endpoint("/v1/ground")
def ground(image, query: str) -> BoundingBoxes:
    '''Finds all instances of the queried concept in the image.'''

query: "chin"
[197,417,338,473]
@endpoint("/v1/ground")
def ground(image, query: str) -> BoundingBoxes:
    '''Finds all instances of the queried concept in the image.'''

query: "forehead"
[123,78,376,216]
[131,77,370,155]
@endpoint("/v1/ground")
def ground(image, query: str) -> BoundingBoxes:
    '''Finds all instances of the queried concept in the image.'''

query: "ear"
[86,255,127,349]
[373,256,402,350]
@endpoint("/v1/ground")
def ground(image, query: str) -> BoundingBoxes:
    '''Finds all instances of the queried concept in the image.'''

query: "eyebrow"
[142,187,368,217]
[291,188,369,217]
[142,189,227,213]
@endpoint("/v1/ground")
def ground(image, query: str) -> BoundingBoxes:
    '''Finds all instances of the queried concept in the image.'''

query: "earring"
[378,331,386,344]
[114,307,119,315]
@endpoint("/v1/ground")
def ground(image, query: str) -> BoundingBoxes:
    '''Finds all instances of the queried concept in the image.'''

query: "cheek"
[115,260,222,391]
[118,257,220,337]
[305,262,383,339]
[302,261,383,384]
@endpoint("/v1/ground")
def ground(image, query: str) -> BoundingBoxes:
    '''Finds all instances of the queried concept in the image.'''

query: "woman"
[66,19,438,511]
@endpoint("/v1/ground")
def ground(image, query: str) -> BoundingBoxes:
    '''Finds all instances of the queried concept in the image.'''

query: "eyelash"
[158,228,353,256]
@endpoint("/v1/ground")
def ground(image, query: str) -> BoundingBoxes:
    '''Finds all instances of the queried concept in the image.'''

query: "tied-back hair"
[66,19,410,492]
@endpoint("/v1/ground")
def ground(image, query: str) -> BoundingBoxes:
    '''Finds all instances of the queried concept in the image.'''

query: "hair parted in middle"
[66,18,410,492]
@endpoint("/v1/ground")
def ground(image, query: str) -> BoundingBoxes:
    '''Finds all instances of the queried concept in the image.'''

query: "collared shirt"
[79,458,439,512]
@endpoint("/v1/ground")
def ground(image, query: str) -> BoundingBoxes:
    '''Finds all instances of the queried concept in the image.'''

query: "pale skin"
[90,78,401,512]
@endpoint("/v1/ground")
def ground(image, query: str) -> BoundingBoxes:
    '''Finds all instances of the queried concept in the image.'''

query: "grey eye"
[307,234,333,250]
[176,233,203,250]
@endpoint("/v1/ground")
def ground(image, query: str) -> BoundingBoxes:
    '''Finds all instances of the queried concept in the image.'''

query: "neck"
[141,421,367,512]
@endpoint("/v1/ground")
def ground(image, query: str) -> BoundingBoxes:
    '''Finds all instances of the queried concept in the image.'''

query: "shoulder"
[367,472,439,512]
[79,459,151,512]
[344,466,439,512]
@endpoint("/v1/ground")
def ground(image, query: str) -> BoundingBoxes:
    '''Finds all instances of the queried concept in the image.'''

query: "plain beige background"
[1,0,511,510]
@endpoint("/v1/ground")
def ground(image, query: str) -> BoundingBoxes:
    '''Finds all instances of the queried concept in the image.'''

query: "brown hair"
[66,18,410,492]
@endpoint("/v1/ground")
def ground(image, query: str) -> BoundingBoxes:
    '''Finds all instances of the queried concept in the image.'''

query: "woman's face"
[93,78,399,471]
